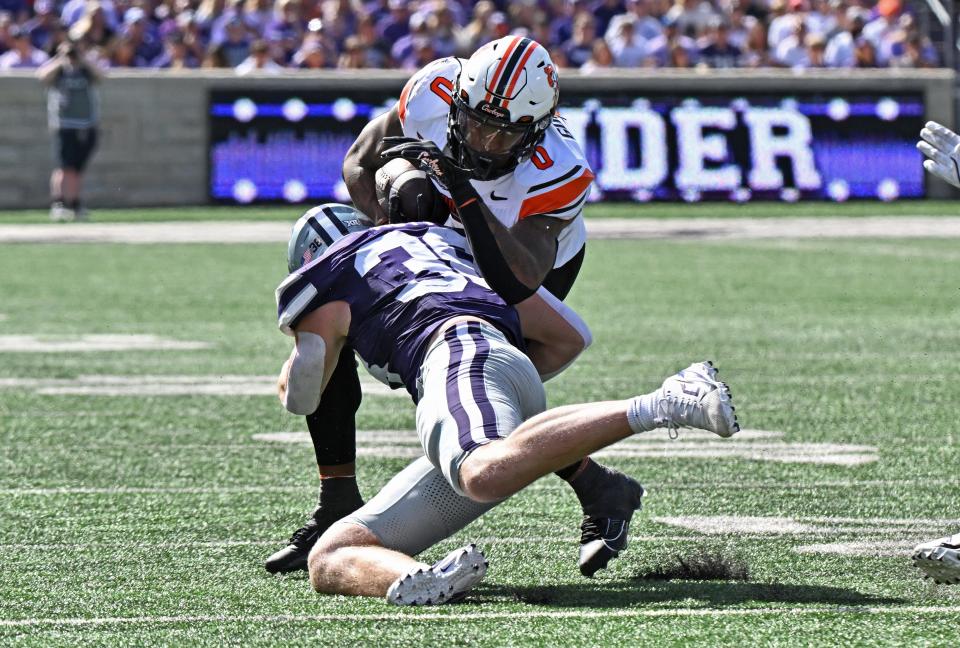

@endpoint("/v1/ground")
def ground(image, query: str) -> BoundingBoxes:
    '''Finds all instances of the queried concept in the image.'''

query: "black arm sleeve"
[447,178,538,305]
[305,345,361,466]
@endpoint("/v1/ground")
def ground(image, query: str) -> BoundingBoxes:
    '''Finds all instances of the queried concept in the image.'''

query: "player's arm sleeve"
[276,299,350,415]
[447,177,563,305]
[279,331,327,415]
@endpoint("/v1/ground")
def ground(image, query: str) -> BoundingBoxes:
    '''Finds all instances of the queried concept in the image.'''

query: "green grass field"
[2,203,960,646]
[0,199,958,224]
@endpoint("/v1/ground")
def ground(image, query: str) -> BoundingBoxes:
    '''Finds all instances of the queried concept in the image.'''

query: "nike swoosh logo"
[490,191,508,201]
[439,561,458,574]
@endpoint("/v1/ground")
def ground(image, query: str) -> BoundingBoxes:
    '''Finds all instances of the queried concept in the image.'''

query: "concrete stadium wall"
[0,68,954,209]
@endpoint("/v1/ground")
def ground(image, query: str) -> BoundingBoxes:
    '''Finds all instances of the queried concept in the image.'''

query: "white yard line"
[795,540,919,556]
[719,239,960,262]
[3,217,960,244]
[0,486,308,495]
[0,373,405,398]
[250,428,877,466]
[1,536,715,551]
[4,606,960,627]
[0,335,208,353]
[653,516,960,537]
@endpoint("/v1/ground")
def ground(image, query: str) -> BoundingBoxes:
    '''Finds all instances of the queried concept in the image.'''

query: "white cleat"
[913,534,960,584]
[386,544,488,606]
[656,361,740,438]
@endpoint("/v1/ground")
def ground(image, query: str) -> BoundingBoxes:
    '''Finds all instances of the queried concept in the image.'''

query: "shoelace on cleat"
[579,516,607,544]
[657,393,700,440]
[287,518,320,546]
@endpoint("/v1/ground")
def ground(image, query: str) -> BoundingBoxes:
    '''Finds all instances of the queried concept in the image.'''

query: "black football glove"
[380,137,470,190]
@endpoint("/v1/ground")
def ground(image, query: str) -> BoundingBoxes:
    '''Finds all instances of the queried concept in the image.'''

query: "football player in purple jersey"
[275,204,740,605]
[269,38,630,578]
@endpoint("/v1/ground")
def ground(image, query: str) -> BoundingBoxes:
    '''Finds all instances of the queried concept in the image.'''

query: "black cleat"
[578,477,645,577]
[265,504,361,574]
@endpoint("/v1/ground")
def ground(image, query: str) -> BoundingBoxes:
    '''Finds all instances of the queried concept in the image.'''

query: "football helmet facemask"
[448,37,559,181]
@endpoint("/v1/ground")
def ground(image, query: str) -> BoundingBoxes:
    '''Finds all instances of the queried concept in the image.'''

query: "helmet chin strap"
[447,101,538,182]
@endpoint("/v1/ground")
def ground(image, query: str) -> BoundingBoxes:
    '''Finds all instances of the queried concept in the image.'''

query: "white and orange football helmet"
[449,37,559,180]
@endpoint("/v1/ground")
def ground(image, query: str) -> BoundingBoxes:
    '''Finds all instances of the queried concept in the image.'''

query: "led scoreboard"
[208,88,925,204]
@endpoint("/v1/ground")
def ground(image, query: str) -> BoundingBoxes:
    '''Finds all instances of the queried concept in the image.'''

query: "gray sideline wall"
[0,68,955,209]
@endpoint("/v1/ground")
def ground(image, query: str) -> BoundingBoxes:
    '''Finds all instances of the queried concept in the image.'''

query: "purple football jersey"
[276,222,525,399]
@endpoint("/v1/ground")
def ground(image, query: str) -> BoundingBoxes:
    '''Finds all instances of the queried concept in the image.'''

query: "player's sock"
[316,474,363,516]
[626,391,660,433]
[566,459,638,518]
[554,460,582,481]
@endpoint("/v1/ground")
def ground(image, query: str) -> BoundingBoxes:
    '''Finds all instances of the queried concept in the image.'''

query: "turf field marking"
[794,540,919,557]
[4,217,960,244]
[0,373,404,398]
[253,429,786,445]
[654,516,960,537]
[0,480,940,496]
[653,516,819,535]
[0,486,309,495]
[0,334,208,353]
[3,536,723,550]
[251,428,876,465]
[584,216,960,240]
[5,606,960,627]
[725,239,960,262]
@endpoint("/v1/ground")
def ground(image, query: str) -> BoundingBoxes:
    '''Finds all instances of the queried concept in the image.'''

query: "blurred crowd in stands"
[0,0,940,72]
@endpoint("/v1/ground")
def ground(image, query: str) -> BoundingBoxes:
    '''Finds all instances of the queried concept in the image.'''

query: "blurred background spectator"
[0,0,942,72]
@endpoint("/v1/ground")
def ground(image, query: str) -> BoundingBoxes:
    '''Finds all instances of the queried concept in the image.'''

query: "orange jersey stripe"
[519,169,594,219]
[397,75,417,125]
[502,42,538,109]
[484,36,522,103]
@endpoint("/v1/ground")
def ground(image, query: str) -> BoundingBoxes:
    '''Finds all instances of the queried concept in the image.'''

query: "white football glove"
[917,120,960,188]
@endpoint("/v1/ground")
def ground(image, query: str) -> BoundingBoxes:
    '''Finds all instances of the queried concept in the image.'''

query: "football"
[374,157,449,225]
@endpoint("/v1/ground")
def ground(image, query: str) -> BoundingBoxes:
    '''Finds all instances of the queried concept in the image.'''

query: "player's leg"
[417,319,647,576]
[265,345,365,574]
[308,522,423,597]
[459,361,740,502]
[541,246,648,575]
[310,456,495,604]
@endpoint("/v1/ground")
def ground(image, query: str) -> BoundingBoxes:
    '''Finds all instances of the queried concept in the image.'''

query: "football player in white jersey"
[267,37,631,579]
[912,121,960,585]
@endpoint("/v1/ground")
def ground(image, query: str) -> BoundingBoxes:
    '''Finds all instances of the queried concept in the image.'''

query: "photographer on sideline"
[37,40,101,222]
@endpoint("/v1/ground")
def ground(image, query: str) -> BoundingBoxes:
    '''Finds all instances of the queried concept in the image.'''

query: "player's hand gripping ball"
[374,157,449,225]
[380,137,470,190]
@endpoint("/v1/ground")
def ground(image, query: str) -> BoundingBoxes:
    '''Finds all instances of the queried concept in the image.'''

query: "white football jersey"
[397,57,592,268]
